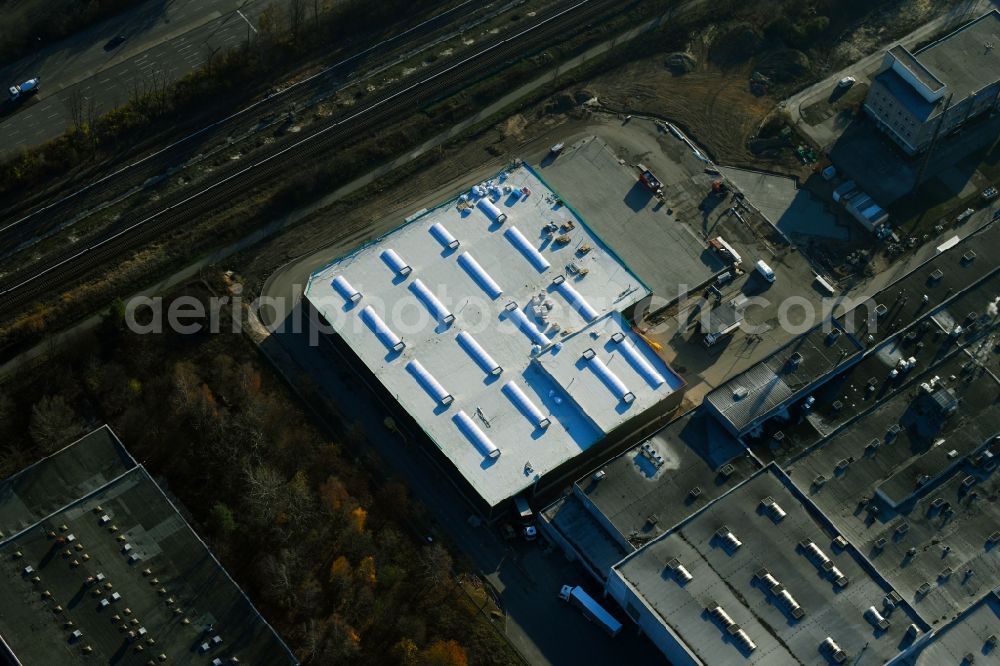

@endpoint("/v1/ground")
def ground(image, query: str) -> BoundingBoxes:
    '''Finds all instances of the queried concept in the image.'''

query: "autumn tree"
[419,640,468,666]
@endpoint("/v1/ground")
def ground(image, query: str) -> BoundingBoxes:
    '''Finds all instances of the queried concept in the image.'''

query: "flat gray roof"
[752,268,1000,462]
[0,427,296,665]
[906,590,1000,664]
[788,350,1000,626]
[913,10,1000,101]
[0,426,135,538]
[533,135,726,302]
[611,465,927,665]
[575,409,758,548]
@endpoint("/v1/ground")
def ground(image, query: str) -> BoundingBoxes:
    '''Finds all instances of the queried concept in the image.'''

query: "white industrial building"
[306,164,684,511]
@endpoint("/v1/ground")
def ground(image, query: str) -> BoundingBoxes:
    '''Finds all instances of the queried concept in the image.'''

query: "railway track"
[0,0,624,319]
[0,0,494,253]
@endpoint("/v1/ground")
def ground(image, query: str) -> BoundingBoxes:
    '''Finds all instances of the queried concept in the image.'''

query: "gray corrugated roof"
[705,326,861,433]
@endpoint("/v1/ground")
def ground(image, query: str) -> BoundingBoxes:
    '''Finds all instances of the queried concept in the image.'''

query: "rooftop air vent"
[929,268,944,282]
[714,526,742,553]
[865,606,890,630]
[821,637,847,664]
[665,558,694,584]
[759,496,787,522]
[733,386,749,400]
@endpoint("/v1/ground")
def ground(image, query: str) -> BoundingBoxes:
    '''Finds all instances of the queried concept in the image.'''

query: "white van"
[755,260,775,283]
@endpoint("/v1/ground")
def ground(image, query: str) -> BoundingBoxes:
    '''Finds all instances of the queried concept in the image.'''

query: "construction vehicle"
[636,164,664,198]
[710,179,728,196]
[707,236,743,266]
[8,77,40,102]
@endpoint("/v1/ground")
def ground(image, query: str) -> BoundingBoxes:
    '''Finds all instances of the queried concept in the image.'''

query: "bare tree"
[29,395,83,452]
[68,88,85,133]
[288,0,306,41]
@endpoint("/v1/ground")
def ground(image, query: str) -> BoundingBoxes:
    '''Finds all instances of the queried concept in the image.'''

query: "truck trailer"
[558,585,623,637]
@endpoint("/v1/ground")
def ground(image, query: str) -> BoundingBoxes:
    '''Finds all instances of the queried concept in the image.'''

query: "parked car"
[837,76,856,88]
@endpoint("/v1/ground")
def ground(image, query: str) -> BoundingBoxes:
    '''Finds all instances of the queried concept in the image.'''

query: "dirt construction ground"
[591,57,796,172]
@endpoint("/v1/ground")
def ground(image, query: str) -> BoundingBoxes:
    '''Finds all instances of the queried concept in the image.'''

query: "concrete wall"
[865,63,1000,155]
[606,569,702,666]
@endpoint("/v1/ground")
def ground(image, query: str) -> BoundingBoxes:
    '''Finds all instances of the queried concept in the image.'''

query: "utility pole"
[913,92,953,193]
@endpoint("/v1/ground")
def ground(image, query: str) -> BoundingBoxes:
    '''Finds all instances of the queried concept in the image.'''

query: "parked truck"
[636,163,664,198]
[558,585,623,637]
[513,495,537,541]
[8,77,40,102]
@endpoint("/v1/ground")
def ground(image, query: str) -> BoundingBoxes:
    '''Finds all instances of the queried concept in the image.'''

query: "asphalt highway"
[0,0,284,155]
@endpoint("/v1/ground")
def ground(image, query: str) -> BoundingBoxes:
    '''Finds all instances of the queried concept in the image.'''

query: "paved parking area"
[719,167,849,241]
[534,124,726,303]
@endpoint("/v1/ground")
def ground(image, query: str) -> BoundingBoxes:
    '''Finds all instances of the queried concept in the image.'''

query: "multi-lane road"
[0,0,627,316]
[0,0,284,155]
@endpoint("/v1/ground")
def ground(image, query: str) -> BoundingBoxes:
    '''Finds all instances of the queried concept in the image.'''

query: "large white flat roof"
[306,164,682,506]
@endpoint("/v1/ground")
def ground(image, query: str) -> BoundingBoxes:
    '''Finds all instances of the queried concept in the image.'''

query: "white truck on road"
[8,77,40,102]
[559,585,623,637]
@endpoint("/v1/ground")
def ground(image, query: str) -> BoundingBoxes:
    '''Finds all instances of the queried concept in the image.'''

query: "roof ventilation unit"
[429,222,460,250]
[714,526,742,553]
[865,606,890,630]
[457,253,503,299]
[477,197,508,224]
[501,381,550,429]
[331,276,363,304]
[360,306,406,353]
[405,360,453,407]
[799,540,834,572]
[665,558,693,584]
[380,249,412,277]
[410,279,455,325]
[453,411,500,459]
[553,280,599,322]
[821,637,847,664]
[585,356,636,404]
[506,307,552,346]
[457,332,502,376]
[504,226,551,272]
[615,336,666,388]
[759,496,787,522]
